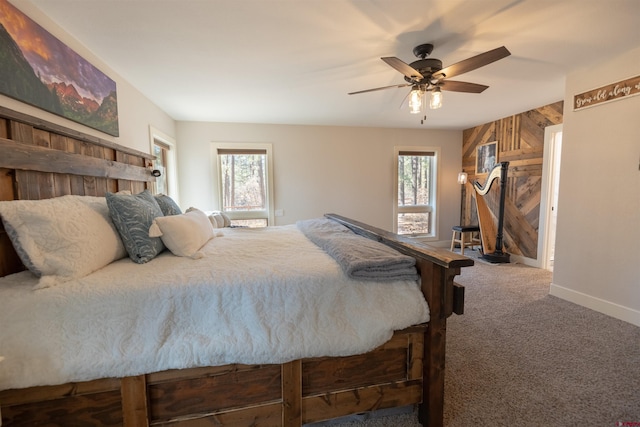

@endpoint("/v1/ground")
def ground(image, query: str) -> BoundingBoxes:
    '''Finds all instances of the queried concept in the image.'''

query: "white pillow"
[209,213,225,228]
[149,208,215,258]
[0,195,127,289]
[208,211,231,228]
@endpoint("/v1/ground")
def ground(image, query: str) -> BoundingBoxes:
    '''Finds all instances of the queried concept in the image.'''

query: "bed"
[0,105,473,427]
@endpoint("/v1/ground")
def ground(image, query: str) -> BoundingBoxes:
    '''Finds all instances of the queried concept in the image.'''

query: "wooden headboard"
[0,106,155,277]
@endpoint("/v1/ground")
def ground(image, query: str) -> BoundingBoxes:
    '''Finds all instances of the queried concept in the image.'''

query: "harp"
[473,161,510,263]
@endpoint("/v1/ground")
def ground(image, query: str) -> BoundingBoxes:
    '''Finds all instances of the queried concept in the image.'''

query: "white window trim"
[393,145,440,240]
[148,125,179,202]
[211,142,275,226]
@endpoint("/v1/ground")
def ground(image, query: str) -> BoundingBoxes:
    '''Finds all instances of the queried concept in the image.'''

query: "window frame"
[149,126,179,201]
[393,146,440,240]
[212,142,275,226]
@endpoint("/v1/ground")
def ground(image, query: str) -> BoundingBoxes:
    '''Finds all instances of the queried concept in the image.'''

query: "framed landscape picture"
[476,141,498,175]
[0,0,119,136]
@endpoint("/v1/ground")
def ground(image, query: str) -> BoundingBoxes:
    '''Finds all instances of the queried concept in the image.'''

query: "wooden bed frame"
[0,106,473,427]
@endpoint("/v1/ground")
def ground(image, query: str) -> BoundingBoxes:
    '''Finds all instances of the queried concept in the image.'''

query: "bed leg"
[420,318,446,427]
[121,375,149,427]
[282,360,302,426]
[417,261,458,427]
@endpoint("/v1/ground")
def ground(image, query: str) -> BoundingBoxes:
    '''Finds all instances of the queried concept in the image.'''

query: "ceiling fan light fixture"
[430,86,443,109]
[348,44,511,122]
[409,86,424,114]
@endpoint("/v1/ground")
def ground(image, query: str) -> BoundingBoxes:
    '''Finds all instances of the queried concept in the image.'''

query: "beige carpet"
[318,249,640,427]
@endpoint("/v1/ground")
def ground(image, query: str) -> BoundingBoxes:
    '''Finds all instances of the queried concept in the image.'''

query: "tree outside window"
[395,148,438,237]
[215,145,273,227]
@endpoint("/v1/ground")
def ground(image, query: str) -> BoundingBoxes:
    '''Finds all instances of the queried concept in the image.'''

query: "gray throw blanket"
[297,218,418,282]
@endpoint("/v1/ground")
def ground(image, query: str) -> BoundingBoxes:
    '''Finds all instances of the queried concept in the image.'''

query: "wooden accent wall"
[461,101,563,259]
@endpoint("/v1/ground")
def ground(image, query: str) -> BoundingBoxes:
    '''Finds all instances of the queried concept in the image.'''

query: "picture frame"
[476,141,498,175]
[0,0,119,136]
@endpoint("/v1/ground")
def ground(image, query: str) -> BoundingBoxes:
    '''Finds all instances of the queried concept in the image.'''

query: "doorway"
[539,124,563,271]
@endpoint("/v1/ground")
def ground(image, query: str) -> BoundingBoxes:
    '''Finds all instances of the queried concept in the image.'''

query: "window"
[149,126,178,200]
[394,147,439,238]
[153,141,170,195]
[213,143,274,227]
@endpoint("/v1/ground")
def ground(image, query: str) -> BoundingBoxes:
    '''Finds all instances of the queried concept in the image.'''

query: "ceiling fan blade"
[348,83,410,95]
[381,57,424,81]
[439,80,489,93]
[433,46,511,80]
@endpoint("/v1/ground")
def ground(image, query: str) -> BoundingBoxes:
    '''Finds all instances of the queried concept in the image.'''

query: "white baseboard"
[549,284,640,327]
[508,253,540,268]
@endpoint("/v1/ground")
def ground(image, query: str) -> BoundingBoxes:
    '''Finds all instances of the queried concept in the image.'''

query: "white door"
[539,124,563,271]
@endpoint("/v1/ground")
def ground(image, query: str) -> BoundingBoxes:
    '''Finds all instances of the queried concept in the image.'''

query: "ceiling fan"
[349,44,511,123]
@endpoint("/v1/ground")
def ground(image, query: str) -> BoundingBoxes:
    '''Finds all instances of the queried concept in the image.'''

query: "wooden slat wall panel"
[0,139,153,183]
[91,144,107,195]
[117,152,133,193]
[103,147,119,195]
[33,127,57,200]
[0,105,150,159]
[461,101,563,258]
[0,166,23,276]
[9,121,33,144]
[0,118,8,138]
[0,169,14,201]
[116,150,152,194]
[50,134,73,197]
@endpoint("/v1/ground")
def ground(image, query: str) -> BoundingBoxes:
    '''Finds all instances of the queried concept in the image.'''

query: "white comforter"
[0,224,429,390]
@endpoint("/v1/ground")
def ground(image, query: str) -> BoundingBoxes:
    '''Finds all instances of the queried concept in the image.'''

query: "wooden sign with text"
[574,75,640,111]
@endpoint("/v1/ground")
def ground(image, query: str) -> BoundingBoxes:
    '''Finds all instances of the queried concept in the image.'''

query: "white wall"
[2,0,176,154]
[551,46,640,326]
[176,121,463,241]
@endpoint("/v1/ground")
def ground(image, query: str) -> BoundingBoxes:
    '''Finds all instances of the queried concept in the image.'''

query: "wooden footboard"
[0,327,426,426]
[0,107,473,426]
[326,214,472,427]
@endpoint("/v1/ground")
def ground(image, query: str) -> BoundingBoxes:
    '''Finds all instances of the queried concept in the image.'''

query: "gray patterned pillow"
[154,194,182,216]
[106,190,165,264]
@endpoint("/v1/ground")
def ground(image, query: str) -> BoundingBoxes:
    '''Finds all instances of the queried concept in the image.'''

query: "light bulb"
[409,88,423,114]
[430,87,443,109]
